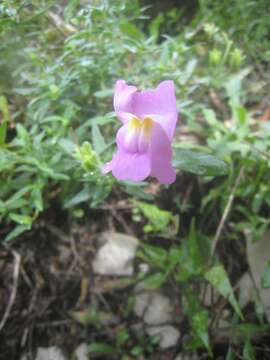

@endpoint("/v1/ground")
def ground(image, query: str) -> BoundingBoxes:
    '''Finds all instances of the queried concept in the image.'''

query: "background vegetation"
[0,0,270,359]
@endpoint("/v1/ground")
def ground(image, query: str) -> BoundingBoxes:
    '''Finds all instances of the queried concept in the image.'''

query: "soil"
[1,178,269,360]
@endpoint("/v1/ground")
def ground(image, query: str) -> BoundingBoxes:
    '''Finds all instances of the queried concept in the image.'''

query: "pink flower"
[102,80,178,184]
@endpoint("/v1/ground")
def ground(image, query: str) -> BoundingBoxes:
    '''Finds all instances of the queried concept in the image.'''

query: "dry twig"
[0,249,21,332]
[211,167,244,258]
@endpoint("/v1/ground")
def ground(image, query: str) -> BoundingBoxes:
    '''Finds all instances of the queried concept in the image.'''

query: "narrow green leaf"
[31,187,43,212]
[0,96,10,146]
[16,124,30,143]
[235,106,248,126]
[136,201,172,233]
[0,121,7,146]
[225,69,251,107]
[116,328,130,347]
[143,272,166,289]
[120,20,144,40]
[40,115,68,124]
[36,163,70,180]
[232,323,270,338]
[173,149,228,176]
[58,138,77,155]
[149,13,164,39]
[64,187,91,208]
[225,346,235,360]
[5,224,31,242]
[243,339,256,360]
[203,109,226,132]
[261,260,270,288]
[5,187,31,209]
[174,222,210,282]
[205,264,243,319]
[0,149,16,171]
[63,0,79,19]
[93,89,114,98]
[183,287,212,356]
[130,346,143,356]
[192,311,211,353]
[184,58,198,81]
[91,124,106,154]
[139,243,167,269]
[9,213,32,226]
[88,342,116,355]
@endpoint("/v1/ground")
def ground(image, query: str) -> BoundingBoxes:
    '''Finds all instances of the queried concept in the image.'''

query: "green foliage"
[198,0,270,61]
[1,0,260,243]
[232,323,270,338]
[261,261,270,289]
[138,220,210,285]
[0,0,270,357]
[88,342,116,355]
[174,220,210,281]
[0,96,9,146]
[205,264,243,319]
[134,201,175,234]
[183,286,212,355]
[243,339,256,360]
[173,148,228,176]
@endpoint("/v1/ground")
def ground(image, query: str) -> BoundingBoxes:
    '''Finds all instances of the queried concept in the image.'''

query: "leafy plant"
[133,201,175,234]
[1,0,269,358]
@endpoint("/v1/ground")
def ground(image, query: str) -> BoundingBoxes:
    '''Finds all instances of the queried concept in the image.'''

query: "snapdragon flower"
[102,80,178,184]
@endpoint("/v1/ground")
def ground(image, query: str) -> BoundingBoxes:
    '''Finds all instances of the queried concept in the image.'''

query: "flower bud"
[229,48,244,69]
[76,141,97,170]
[209,49,222,66]
[49,84,60,100]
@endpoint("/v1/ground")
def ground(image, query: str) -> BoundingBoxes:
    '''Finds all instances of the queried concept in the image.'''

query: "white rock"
[134,290,173,325]
[146,325,180,349]
[35,347,66,360]
[174,354,199,360]
[74,343,88,360]
[246,230,270,322]
[144,293,173,325]
[238,272,255,308]
[134,291,152,318]
[21,356,29,360]
[93,232,139,276]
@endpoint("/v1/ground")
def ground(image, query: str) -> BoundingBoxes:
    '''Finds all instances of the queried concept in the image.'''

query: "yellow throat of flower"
[124,117,154,154]
[128,117,153,138]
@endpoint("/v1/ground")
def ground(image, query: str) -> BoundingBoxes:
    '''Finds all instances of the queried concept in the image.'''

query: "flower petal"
[116,119,140,154]
[102,160,114,174]
[150,121,176,184]
[132,80,178,140]
[102,136,151,181]
[113,80,137,124]
[108,150,151,181]
[103,80,178,184]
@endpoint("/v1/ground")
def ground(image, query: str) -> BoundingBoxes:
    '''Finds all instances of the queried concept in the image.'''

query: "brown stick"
[0,250,21,331]
[211,167,244,258]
